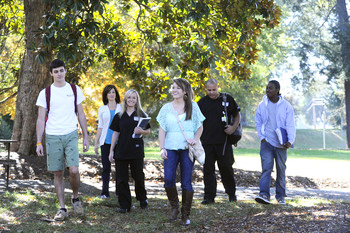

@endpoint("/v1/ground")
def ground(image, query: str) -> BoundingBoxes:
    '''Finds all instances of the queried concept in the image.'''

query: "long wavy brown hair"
[173,78,194,120]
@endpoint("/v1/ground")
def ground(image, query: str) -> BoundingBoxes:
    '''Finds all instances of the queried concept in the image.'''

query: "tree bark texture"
[11,0,52,155]
[337,0,350,148]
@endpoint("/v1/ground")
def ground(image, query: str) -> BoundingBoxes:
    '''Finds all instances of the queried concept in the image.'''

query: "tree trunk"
[337,0,350,149]
[11,0,52,155]
[345,80,350,148]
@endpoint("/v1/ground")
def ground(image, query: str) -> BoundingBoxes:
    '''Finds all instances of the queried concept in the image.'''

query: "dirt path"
[1,152,350,201]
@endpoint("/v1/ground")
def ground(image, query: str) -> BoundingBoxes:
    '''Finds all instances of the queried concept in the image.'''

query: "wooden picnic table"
[0,139,18,189]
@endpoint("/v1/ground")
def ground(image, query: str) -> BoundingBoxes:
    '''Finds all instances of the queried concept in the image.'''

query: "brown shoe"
[165,186,179,221]
[181,190,194,226]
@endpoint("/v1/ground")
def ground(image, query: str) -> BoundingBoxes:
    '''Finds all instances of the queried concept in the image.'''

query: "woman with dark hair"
[109,89,150,213]
[156,78,205,226]
[94,85,121,198]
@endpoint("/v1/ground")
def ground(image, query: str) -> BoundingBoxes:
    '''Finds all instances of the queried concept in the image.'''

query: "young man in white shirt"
[36,59,89,221]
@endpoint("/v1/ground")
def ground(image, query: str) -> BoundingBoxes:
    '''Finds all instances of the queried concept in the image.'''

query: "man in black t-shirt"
[198,78,241,204]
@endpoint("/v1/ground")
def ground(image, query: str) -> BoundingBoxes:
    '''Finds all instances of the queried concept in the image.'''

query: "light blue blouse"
[156,102,205,150]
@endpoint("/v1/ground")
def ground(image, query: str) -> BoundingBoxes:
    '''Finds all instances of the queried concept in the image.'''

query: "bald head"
[206,78,218,86]
[206,79,219,100]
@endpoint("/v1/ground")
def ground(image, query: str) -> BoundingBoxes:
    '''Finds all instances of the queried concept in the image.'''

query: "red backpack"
[45,84,77,123]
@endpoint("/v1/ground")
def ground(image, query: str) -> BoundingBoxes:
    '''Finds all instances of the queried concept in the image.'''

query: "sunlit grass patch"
[288,198,332,207]
[1,192,349,232]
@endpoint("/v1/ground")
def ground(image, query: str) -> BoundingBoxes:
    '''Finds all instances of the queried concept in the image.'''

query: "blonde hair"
[120,89,147,118]
[173,78,194,120]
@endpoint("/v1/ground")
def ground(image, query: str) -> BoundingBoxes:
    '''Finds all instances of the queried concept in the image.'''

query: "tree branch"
[317,4,337,31]
[0,91,17,105]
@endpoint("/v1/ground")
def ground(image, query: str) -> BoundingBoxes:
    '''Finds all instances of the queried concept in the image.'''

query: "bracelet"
[36,142,42,146]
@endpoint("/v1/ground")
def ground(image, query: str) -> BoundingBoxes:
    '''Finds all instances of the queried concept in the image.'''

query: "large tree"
[336,0,350,148]
[271,0,350,147]
[10,0,281,155]
[11,0,52,154]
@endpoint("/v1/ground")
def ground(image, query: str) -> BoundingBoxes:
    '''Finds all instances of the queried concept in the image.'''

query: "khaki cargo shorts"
[46,130,79,171]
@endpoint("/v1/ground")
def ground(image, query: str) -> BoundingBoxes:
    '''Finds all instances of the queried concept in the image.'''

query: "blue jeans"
[164,149,194,191]
[259,141,287,199]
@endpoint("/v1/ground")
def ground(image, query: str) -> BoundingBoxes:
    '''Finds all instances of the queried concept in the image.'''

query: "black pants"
[116,158,147,210]
[203,144,236,200]
[101,144,118,197]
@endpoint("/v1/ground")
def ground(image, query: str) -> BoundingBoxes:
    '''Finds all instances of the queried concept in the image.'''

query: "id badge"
[134,116,139,121]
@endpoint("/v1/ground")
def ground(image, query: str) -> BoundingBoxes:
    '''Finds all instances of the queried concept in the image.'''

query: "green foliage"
[274,0,348,128]
[37,0,126,83]
[0,0,24,117]
[34,0,281,99]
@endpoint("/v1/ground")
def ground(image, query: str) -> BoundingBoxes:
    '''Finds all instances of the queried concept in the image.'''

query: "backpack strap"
[45,85,51,114]
[70,83,78,114]
[45,83,78,115]
[222,93,229,156]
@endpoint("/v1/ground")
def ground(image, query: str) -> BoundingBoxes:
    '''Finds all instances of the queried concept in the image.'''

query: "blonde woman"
[156,78,205,226]
[109,89,150,213]
[94,85,121,198]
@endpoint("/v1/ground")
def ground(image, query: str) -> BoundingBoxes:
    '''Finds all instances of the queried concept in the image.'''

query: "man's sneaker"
[277,197,286,205]
[255,194,270,204]
[201,199,215,205]
[54,209,68,221]
[72,198,84,215]
[140,199,148,209]
[100,195,109,199]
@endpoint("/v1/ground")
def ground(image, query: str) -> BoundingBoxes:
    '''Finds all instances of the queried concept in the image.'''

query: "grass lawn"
[80,145,350,161]
[2,130,350,232]
[78,128,349,161]
[1,190,349,232]
[232,148,350,161]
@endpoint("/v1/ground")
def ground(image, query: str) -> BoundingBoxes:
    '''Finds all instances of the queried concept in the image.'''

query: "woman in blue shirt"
[157,78,205,226]
[94,85,121,198]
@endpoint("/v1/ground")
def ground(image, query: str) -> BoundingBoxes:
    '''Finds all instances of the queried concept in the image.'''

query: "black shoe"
[229,195,237,202]
[201,199,215,205]
[117,208,130,214]
[140,199,148,209]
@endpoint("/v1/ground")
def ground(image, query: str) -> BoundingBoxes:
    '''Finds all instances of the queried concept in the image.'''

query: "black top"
[109,111,150,160]
[198,93,240,145]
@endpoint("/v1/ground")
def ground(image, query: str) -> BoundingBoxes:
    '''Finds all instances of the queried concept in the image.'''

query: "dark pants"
[203,144,236,200]
[116,158,147,210]
[101,144,118,197]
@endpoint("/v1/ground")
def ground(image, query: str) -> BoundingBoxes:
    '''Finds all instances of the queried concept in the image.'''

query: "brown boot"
[181,190,194,226]
[165,186,179,221]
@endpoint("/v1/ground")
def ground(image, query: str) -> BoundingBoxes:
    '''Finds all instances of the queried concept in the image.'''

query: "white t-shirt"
[36,82,85,135]
[265,101,280,147]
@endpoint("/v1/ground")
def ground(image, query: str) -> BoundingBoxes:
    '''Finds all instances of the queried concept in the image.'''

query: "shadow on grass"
[1,191,350,232]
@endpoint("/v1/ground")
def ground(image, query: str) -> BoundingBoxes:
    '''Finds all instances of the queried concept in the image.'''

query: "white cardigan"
[97,104,121,146]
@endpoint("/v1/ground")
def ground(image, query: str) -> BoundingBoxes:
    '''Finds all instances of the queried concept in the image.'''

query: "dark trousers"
[116,158,147,210]
[101,144,118,197]
[203,144,236,200]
